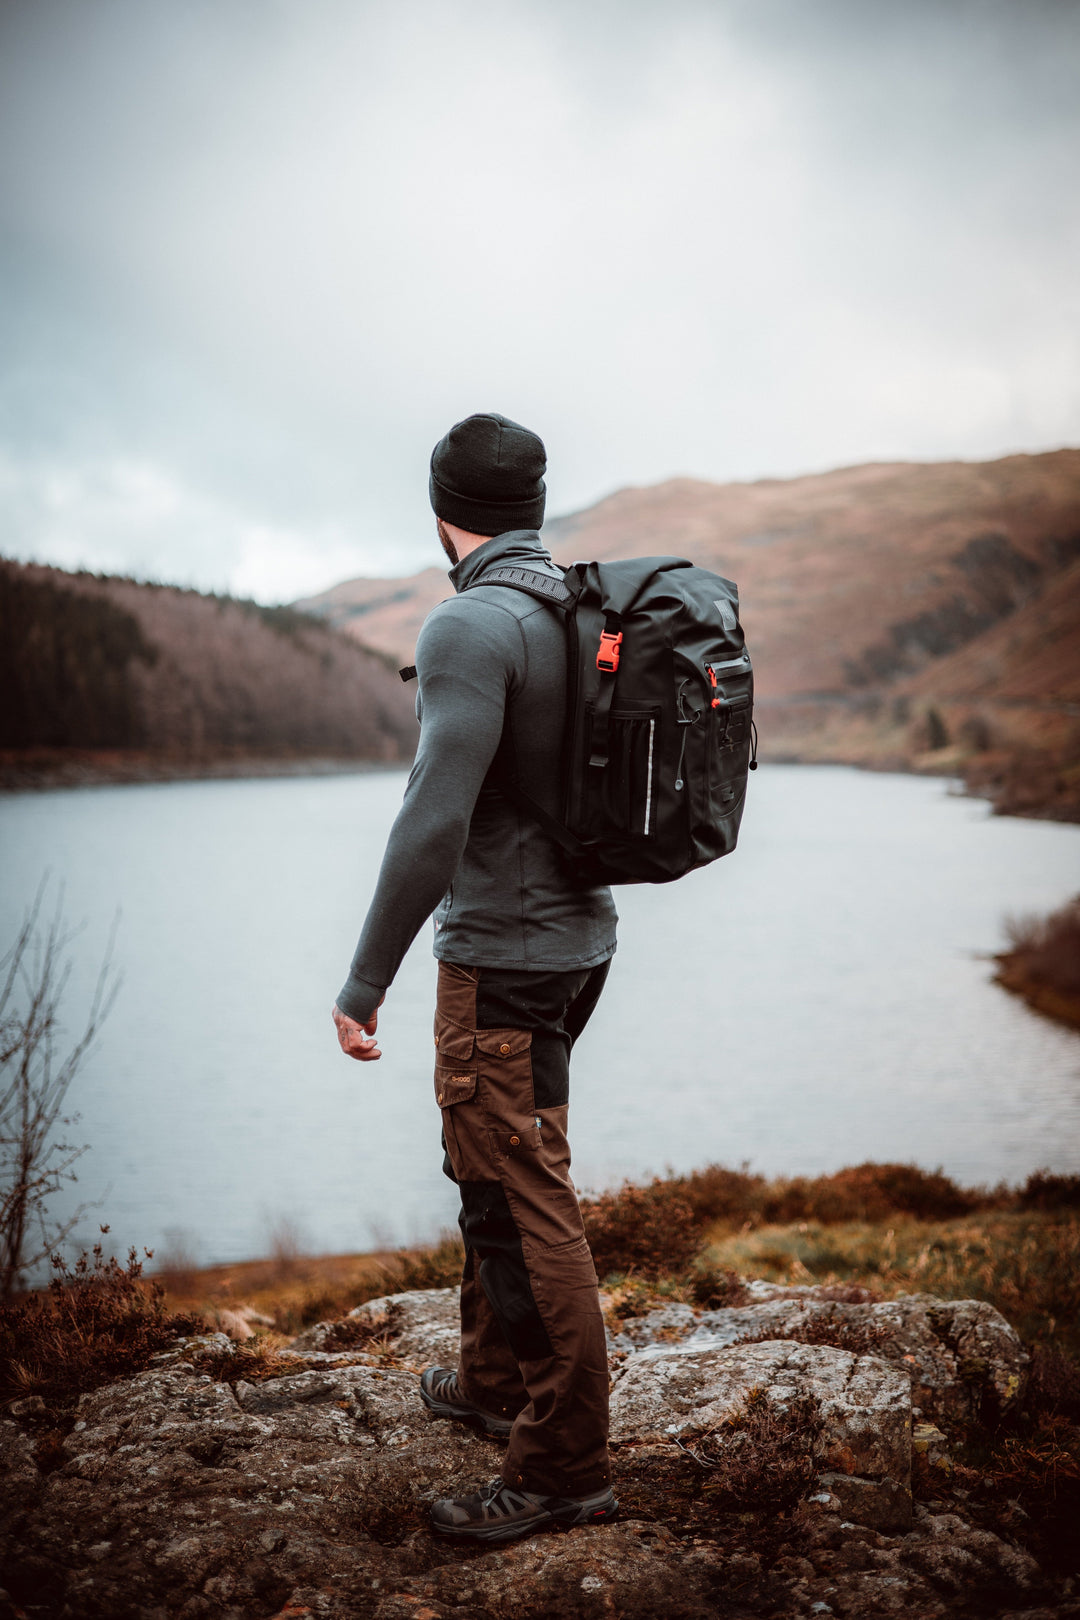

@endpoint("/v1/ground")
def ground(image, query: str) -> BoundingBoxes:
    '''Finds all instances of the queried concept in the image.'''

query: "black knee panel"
[458,1179,554,1361]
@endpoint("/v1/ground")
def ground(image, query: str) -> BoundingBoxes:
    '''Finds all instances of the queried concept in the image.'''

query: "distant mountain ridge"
[1,560,419,777]
[298,449,1080,818]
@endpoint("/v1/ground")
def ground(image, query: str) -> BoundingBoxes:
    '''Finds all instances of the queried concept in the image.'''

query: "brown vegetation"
[147,1232,467,1342]
[0,1240,203,1416]
[732,1311,893,1358]
[674,1388,826,1513]
[0,558,418,774]
[578,1159,1014,1282]
[579,1176,700,1278]
[579,1161,1080,1365]
[995,894,1080,1029]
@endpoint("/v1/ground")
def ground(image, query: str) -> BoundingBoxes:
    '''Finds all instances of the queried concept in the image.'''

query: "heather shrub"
[687,1264,748,1309]
[0,1241,205,1410]
[580,1178,699,1279]
[1019,1170,1080,1210]
[734,1308,892,1358]
[758,1162,981,1224]
[629,1160,984,1236]
[677,1387,825,1512]
[669,1163,765,1226]
[1026,1345,1080,1421]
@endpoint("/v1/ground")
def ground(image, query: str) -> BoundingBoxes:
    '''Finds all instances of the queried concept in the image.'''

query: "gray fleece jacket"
[336,530,618,1024]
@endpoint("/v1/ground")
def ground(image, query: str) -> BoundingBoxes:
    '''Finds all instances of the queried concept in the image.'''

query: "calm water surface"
[1,765,1078,1268]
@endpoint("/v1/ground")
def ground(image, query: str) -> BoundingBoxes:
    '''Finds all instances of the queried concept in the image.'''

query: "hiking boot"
[419,1366,515,1439]
[430,1476,619,1543]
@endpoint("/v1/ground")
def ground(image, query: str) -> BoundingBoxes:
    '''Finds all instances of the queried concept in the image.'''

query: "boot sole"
[418,1385,514,1440]
[431,1498,619,1544]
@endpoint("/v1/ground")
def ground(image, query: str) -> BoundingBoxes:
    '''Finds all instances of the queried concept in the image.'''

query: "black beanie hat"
[429,412,546,535]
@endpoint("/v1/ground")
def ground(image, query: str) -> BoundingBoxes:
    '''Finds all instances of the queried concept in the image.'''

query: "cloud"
[0,0,1077,599]
[0,446,372,599]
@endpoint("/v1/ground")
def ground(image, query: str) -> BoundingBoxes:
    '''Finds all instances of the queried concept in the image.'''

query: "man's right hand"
[332,1001,382,1062]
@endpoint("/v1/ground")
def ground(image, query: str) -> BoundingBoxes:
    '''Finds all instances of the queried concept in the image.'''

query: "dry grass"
[698,1211,1080,1354]
[187,1337,310,1386]
[580,1163,1009,1277]
[151,1233,465,1340]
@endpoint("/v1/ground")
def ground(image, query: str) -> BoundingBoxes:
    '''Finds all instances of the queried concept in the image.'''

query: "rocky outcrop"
[610,1340,913,1532]
[0,1286,1054,1619]
[611,1281,1030,1422]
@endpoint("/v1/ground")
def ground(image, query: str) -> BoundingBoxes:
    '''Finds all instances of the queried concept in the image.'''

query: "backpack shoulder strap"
[461,564,576,611]
[461,560,595,862]
[399,565,574,682]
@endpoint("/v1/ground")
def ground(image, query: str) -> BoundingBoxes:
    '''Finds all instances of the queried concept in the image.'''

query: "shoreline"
[0,744,1006,800]
[994,960,1080,1030]
[3,744,1076,825]
[146,1160,1080,1322]
[0,748,410,794]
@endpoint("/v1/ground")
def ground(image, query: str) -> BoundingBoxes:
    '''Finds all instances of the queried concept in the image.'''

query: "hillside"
[300,450,1080,818]
[0,559,419,785]
[298,566,450,664]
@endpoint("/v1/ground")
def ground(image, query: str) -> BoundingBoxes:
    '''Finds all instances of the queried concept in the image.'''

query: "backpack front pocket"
[581,706,660,839]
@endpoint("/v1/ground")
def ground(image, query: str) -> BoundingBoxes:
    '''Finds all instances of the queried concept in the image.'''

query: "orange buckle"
[597,630,623,673]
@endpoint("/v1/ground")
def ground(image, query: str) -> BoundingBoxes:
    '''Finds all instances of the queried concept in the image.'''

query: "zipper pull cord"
[749,719,759,771]
[675,723,689,791]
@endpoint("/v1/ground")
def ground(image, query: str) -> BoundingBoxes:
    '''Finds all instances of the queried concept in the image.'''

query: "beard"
[436,518,459,567]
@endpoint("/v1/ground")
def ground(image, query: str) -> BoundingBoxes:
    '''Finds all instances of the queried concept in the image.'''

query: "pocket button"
[509,1134,520,1147]
[499,1043,511,1056]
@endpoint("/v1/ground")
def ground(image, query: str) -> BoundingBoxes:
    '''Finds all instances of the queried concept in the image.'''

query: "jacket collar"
[448,529,559,595]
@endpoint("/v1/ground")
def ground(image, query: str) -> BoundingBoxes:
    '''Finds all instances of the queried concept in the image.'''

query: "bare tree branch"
[0,877,121,1296]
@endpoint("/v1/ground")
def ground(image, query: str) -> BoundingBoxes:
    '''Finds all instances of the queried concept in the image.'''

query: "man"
[332,411,619,1544]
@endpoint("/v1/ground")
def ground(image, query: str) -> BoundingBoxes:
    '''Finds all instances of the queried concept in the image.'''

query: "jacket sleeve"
[335,596,519,1024]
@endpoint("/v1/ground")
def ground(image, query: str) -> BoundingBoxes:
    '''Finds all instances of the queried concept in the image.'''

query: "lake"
[1,765,1078,1271]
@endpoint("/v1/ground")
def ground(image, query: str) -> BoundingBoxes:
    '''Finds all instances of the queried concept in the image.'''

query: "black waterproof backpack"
[463,555,756,886]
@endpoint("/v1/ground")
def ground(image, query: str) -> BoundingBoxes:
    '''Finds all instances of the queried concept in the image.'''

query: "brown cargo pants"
[433,957,612,1497]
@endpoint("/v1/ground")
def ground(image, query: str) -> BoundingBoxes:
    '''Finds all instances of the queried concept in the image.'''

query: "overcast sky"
[1,0,1077,601]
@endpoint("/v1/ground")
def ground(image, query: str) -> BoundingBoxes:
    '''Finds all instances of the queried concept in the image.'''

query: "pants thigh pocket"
[440,1100,494,1183]
[475,1029,541,1156]
[433,1004,488,1178]
[524,1232,599,1292]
